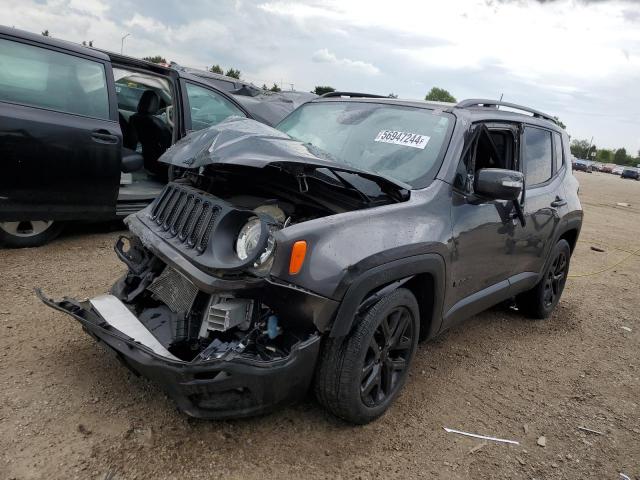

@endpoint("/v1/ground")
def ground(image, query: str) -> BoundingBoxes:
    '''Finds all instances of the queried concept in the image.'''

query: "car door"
[510,125,566,291]
[0,34,121,222]
[180,80,248,133]
[445,122,521,326]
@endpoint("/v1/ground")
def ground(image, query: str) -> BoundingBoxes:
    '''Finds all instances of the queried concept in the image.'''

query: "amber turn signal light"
[289,241,307,275]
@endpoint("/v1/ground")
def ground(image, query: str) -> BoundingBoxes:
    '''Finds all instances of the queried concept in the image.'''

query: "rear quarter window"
[523,126,553,186]
[0,37,109,119]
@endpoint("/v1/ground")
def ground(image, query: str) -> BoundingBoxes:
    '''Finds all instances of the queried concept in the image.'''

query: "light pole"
[120,33,130,55]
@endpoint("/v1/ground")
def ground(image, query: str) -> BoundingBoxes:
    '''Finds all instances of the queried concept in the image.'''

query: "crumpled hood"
[159,117,411,191]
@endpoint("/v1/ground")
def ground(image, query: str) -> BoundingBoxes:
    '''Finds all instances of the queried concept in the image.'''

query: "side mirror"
[475,168,523,201]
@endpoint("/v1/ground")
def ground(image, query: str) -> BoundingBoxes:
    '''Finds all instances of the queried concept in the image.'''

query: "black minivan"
[0,26,301,247]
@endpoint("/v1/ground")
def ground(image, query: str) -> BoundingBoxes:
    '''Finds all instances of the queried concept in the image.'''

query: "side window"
[0,38,109,119]
[454,124,516,190]
[185,82,246,131]
[553,132,564,173]
[523,127,552,186]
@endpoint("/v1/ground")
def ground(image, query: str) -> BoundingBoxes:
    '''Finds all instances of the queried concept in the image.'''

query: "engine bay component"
[146,266,198,314]
[198,296,254,336]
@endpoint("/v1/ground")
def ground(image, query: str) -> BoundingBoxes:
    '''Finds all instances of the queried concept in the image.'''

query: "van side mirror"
[475,168,524,201]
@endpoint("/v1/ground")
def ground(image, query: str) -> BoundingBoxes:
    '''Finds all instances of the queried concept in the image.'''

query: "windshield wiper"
[325,168,372,204]
[302,142,410,203]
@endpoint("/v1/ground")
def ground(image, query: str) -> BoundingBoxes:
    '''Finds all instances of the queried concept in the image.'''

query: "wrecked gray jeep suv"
[42,94,583,424]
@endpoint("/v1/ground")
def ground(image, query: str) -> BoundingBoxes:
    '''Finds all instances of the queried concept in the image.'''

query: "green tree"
[225,68,241,79]
[261,83,268,90]
[596,149,612,163]
[269,83,281,92]
[614,148,628,165]
[313,86,336,96]
[553,116,566,129]
[425,87,456,103]
[143,55,167,64]
[41,30,50,36]
[570,139,591,159]
[209,64,223,74]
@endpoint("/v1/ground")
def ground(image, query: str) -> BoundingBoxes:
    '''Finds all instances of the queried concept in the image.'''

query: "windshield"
[277,101,453,188]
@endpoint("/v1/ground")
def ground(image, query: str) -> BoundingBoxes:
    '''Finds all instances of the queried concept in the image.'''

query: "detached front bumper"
[39,291,321,420]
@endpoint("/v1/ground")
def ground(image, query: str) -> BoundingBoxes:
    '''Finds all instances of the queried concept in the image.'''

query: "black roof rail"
[456,98,557,124]
[321,91,388,99]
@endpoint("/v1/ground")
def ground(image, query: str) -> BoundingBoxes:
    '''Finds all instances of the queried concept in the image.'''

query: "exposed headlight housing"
[235,217,277,269]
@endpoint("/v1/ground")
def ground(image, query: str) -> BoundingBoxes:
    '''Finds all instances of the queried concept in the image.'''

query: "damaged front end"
[40,119,409,419]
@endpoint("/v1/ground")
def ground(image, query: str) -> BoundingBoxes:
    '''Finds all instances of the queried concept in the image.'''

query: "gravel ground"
[1,172,638,480]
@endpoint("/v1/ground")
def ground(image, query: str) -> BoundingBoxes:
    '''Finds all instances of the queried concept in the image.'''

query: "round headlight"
[235,217,277,266]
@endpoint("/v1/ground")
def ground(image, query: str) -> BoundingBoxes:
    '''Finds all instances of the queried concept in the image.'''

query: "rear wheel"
[0,220,63,248]
[314,288,420,424]
[517,239,571,319]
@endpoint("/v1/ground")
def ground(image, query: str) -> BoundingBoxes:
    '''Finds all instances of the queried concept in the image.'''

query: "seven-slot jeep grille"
[150,184,221,253]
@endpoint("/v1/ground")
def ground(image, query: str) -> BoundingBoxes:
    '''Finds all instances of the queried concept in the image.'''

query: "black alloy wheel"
[314,288,420,424]
[360,306,415,407]
[543,250,568,308]
[517,239,571,319]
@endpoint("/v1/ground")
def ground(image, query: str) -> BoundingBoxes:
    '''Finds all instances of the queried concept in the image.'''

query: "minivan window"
[185,82,246,131]
[523,126,553,186]
[0,38,109,119]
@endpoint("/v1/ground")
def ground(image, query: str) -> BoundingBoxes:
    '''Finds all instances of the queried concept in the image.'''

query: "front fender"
[328,253,446,338]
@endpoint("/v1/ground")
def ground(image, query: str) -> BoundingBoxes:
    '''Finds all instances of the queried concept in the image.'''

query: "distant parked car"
[590,161,603,172]
[621,167,640,180]
[573,159,592,173]
[612,166,625,175]
[601,163,615,174]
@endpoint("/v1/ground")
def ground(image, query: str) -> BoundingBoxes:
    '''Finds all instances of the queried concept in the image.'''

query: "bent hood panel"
[159,117,411,190]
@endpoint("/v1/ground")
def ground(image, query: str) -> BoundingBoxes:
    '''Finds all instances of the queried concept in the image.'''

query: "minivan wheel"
[314,288,420,424]
[0,221,63,248]
[516,239,571,319]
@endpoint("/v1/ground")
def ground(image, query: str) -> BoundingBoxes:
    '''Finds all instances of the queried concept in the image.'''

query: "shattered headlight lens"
[235,217,277,267]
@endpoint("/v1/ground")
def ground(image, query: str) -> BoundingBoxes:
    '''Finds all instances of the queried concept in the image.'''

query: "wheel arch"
[558,228,579,253]
[329,254,445,339]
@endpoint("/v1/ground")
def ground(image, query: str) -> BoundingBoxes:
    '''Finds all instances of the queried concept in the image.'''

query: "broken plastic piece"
[443,427,520,445]
[577,426,604,435]
[89,294,179,360]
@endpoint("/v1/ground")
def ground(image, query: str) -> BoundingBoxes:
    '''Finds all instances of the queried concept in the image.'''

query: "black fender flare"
[535,214,582,283]
[329,253,446,338]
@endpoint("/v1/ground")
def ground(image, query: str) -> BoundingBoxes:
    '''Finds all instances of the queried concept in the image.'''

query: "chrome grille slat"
[151,185,173,220]
[148,183,228,253]
[188,203,210,248]
[198,207,220,252]
[180,198,202,242]
[162,190,183,231]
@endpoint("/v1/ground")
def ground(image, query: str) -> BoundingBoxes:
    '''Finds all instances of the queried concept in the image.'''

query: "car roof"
[310,93,563,131]
[0,25,110,61]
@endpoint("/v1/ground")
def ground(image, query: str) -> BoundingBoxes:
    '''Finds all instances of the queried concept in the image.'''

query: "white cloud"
[124,14,167,34]
[311,48,380,75]
[1,0,639,152]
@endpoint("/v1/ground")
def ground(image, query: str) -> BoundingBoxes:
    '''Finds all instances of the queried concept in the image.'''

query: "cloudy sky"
[2,0,639,153]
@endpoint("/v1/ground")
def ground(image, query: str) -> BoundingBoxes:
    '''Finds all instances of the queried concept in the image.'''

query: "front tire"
[314,288,420,424]
[0,220,63,248]
[517,239,571,319]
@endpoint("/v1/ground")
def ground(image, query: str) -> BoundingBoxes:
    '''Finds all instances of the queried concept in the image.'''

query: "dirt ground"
[1,172,638,480]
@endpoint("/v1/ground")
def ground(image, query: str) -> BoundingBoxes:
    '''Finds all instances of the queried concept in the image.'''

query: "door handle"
[91,129,119,144]
[550,197,567,208]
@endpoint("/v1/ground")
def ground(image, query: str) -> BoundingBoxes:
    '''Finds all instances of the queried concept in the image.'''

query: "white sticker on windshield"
[374,130,430,149]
